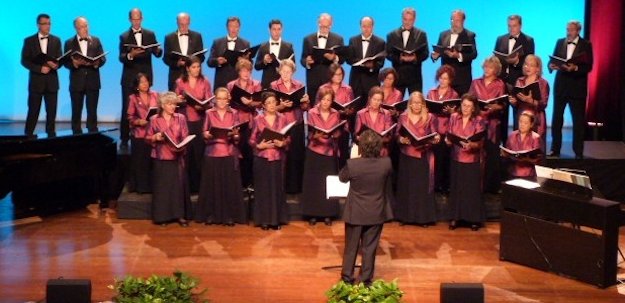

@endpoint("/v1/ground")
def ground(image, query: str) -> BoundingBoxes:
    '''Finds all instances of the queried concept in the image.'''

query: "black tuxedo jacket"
[21,33,62,93]
[254,40,295,88]
[347,34,386,94]
[163,30,204,89]
[552,37,593,98]
[385,27,429,87]
[339,157,394,225]
[119,27,162,86]
[64,35,106,91]
[207,36,251,89]
[300,32,345,92]
[494,32,535,85]
[436,29,478,89]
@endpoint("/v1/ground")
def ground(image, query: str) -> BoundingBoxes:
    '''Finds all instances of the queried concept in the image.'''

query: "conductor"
[338,129,393,285]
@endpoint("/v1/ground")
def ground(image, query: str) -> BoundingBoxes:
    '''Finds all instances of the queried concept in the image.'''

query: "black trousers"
[341,223,383,284]
[70,90,99,132]
[25,90,57,135]
[551,94,586,156]
[120,85,132,143]
[396,81,422,99]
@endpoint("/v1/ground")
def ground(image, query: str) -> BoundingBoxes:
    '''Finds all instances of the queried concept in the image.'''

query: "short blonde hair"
[235,59,253,72]
[159,91,178,107]
[278,59,296,73]
[524,54,543,77]
[483,56,502,77]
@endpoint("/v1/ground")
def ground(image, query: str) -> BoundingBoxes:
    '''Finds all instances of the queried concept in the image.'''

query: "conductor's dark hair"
[268,19,282,28]
[132,72,150,96]
[226,16,241,26]
[37,14,50,23]
[359,129,383,158]
[181,56,204,82]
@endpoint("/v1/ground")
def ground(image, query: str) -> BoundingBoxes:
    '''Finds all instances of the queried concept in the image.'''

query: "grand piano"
[0,129,117,214]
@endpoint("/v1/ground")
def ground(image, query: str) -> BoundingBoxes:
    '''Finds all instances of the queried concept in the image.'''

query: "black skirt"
[238,126,254,188]
[285,122,305,194]
[483,140,502,193]
[301,149,340,218]
[195,156,246,224]
[128,137,152,193]
[449,160,484,223]
[151,159,192,223]
[433,140,451,191]
[253,156,289,226]
[186,120,205,193]
[395,153,436,224]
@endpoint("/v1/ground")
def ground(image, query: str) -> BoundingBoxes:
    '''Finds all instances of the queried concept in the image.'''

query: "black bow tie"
[227,39,237,43]
[133,30,142,34]
[79,37,88,42]
[179,33,188,36]
[270,42,279,45]
[509,36,517,40]
[567,41,577,45]
[318,35,327,39]
[362,39,370,42]
[40,36,49,40]
[402,29,410,33]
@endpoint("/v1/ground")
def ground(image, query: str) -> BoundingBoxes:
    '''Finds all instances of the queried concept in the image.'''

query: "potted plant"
[326,279,404,303]
[109,270,208,302]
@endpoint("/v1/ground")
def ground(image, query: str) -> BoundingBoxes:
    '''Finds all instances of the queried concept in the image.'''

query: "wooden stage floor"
[0,204,624,302]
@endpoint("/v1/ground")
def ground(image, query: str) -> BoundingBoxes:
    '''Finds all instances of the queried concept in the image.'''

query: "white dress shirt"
[401,29,410,48]
[269,38,281,56]
[316,31,327,49]
[566,36,579,60]
[77,35,89,55]
[361,35,371,58]
[133,28,142,46]
[178,31,189,55]
[38,33,48,54]
[449,32,463,62]
[227,35,237,51]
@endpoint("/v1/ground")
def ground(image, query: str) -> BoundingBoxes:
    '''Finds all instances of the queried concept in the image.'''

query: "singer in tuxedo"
[208,16,252,89]
[64,17,106,133]
[493,14,535,138]
[254,19,295,89]
[339,129,393,285]
[21,13,62,136]
[119,8,163,147]
[548,20,593,160]
[386,8,429,96]
[163,12,204,90]
[347,17,386,102]
[301,13,345,105]
[432,10,477,96]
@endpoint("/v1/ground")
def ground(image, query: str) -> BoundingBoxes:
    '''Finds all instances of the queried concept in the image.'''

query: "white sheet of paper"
[326,175,350,199]
[505,178,540,189]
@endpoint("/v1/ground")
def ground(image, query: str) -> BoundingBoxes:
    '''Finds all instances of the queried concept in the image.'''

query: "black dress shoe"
[575,154,584,160]
[471,224,479,231]
[178,219,189,227]
[324,218,332,226]
[261,224,269,230]
[449,220,457,230]
[308,218,317,226]
[546,151,560,158]
[225,221,235,227]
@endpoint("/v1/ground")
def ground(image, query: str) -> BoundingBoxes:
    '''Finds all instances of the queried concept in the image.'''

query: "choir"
[20,7,594,230]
